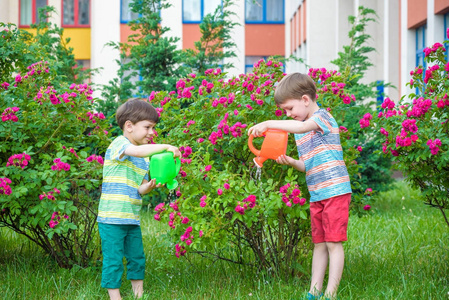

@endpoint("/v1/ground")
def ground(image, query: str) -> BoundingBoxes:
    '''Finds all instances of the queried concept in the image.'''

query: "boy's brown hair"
[116,98,159,130]
[274,73,317,105]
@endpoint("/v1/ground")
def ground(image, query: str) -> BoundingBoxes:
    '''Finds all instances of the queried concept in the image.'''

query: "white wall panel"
[91,0,121,99]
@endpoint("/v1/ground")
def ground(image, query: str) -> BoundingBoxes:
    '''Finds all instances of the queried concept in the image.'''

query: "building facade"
[1,0,448,101]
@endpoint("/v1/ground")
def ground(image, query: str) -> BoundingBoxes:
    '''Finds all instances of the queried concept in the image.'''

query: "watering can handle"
[174,157,181,174]
[248,134,261,157]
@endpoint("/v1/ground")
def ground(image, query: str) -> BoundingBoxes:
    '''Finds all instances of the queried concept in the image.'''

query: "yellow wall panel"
[21,28,37,35]
[62,28,91,60]
[21,27,91,60]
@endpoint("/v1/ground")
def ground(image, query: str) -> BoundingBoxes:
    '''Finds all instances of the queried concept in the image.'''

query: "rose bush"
[148,58,369,277]
[0,23,110,268]
[362,34,449,227]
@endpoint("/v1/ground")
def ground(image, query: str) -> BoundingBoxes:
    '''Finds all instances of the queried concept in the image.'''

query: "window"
[121,0,140,23]
[75,59,90,69]
[183,0,222,23]
[444,13,449,60]
[246,0,284,24]
[20,0,47,26]
[121,58,142,97]
[245,56,284,73]
[415,25,426,93]
[121,0,161,23]
[415,25,426,68]
[245,56,265,73]
[376,80,384,107]
[62,0,90,27]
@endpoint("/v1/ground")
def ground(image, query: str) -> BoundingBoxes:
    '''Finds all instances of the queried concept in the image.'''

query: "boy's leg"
[309,200,327,295]
[321,193,351,298]
[99,224,127,299]
[324,242,344,298]
[131,280,144,298]
[107,289,122,300]
[124,225,146,298]
[309,242,328,294]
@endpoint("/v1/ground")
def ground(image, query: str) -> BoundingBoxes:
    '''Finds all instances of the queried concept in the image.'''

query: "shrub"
[363,35,449,227]
[0,21,110,268]
[147,58,367,277]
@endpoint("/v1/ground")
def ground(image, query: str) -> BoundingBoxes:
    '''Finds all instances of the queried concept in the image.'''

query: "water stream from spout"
[167,189,175,202]
[250,165,263,187]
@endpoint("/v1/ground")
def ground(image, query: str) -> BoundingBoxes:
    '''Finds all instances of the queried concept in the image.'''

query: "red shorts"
[310,193,351,244]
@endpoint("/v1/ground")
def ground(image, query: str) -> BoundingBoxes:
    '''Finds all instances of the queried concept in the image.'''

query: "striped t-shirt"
[294,109,352,202]
[97,135,149,225]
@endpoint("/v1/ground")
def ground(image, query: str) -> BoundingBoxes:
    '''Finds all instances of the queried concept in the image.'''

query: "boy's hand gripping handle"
[174,157,181,174]
[248,134,261,157]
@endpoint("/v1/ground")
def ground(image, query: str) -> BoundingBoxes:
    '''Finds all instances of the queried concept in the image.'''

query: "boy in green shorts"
[97,98,181,300]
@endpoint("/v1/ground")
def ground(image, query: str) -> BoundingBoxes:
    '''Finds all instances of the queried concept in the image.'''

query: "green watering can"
[150,152,181,190]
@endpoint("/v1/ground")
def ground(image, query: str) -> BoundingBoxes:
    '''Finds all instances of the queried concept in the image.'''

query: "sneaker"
[306,292,323,300]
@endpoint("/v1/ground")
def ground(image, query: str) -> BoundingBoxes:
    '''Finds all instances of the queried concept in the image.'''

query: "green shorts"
[98,223,146,289]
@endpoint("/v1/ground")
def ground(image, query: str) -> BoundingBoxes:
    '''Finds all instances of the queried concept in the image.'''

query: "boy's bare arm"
[276,155,305,172]
[247,120,319,136]
[123,144,181,158]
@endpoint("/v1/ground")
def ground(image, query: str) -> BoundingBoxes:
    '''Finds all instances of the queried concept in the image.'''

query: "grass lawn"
[0,180,448,299]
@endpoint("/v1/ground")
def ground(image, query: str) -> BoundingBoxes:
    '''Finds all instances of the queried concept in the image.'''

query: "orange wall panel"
[120,23,141,51]
[297,5,302,47]
[408,0,427,28]
[435,0,449,14]
[246,24,285,56]
[183,24,202,50]
[291,14,295,54]
[303,0,307,43]
[121,23,133,44]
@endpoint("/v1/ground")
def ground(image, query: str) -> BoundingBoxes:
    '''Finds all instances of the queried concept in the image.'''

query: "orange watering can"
[248,129,288,168]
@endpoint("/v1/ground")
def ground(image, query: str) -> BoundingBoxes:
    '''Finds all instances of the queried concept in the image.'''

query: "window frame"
[61,0,91,28]
[444,13,449,60]
[19,0,48,27]
[245,0,284,25]
[182,0,223,24]
[376,80,384,107]
[415,25,427,94]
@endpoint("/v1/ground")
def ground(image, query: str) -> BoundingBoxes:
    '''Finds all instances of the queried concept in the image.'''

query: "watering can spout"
[167,179,179,190]
[253,157,266,168]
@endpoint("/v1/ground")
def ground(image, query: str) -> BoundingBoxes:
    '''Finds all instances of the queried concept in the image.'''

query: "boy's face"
[124,120,156,145]
[279,96,311,122]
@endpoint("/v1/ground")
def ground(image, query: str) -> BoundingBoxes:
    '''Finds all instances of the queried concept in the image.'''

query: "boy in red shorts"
[248,73,352,299]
